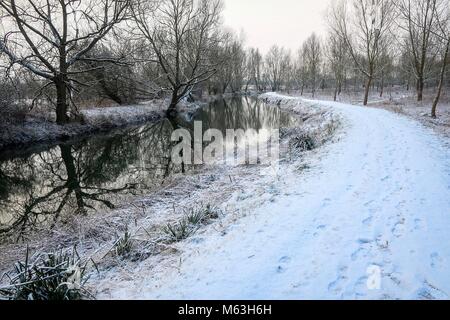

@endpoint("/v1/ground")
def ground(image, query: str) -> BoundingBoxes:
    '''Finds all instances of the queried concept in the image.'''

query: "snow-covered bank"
[88,94,342,298]
[0,104,163,153]
[96,94,450,300]
[0,93,339,297]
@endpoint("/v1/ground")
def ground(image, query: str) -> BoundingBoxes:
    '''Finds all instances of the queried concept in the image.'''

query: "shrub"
[0,247,90,300]
[0,78,29,124]
[290,133,316,151]
[324,119,340,137]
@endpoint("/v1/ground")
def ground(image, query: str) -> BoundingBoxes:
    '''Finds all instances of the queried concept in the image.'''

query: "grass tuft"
[163,219,195,243]
[0,247,90,300]
[114,229,134,258]
[163,204,221,243]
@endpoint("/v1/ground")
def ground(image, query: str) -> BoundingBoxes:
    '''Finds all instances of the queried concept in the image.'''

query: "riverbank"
[95,94,450,300]
[0,94,341,299]
[89,94,341,298]
[0,102,165,154]
[0,93,256,156]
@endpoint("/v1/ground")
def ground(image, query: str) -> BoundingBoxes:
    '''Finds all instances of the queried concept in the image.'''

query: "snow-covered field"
[100,94,450,300]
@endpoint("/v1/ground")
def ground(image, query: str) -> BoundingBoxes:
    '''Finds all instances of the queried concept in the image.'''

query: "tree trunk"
[312,77,316,98]
[167,89,179,117]
[60,145,86,215]
[56,47,69,125]
[55,79,68,125]
[363,75,373,106]
[99,77,123,105]
[380,72,385,98]
[431,39,450,118]
[417,77,424,102]
[333,87,338,102]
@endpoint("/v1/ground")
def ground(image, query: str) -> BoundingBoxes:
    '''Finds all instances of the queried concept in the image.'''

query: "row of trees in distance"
[0,0,449,123]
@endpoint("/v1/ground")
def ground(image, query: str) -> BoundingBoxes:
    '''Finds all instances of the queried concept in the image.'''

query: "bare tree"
[283,55,295,93]
[325,31,348,101]
[330,0,396,105]
[377,48,395,98]
[0,72,15,116]
[230,43,247,93]
[207,32,246,94]
[265,45,290,92]
[303,33,322,98]
[396,0,441,102]
[132,0,223,117]
[0,0,130,124]
[79,35,164,105]
[246,47,263,92]
[326,8,351,101]
[431,1,449,117]
[293,47,307,95]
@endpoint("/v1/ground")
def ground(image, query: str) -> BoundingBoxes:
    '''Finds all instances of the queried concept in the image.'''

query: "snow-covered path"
[130,96,450,300]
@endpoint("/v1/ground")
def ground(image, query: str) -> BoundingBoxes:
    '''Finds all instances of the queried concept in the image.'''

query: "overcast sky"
[222,0,332,53]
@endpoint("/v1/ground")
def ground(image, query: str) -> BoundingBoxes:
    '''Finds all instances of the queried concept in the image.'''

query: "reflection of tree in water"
[194,97,292,133]
[0,120,179,237]
[0,98,290,238]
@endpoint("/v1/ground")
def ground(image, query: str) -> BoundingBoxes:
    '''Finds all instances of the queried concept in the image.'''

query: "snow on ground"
[80,104,164,127]
[297,88,450,140]
[102,93,450,300]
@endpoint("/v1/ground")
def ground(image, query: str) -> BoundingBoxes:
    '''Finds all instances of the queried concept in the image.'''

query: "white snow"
[81,104,162,126]
[103,94,450,300]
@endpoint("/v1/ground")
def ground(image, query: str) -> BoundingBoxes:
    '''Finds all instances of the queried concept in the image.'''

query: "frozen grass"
[162,204,222,243]
[0,247,91,300]
[289,132,316,151]
[163,219,196,243]
[113,229,134,258]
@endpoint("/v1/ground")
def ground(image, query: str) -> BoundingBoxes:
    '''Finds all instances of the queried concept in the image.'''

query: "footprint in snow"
[322,198,332,207]
[362,216,373,226]
[353,276,370,298]
[417,281,448,300]
[276,256,292,274]
[276,266,286,274]
[351,248,368,261]
[328,266,349,295]
[392,222,406,238]
[357,238,373,245]
[376,235,390,250]
[430,253,443,269]
[364,200,375,207]
[279,256,292,264]
[414,219,424,231]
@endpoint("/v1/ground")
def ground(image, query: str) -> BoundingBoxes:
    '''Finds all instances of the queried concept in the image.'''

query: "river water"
[0,97,295,236]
